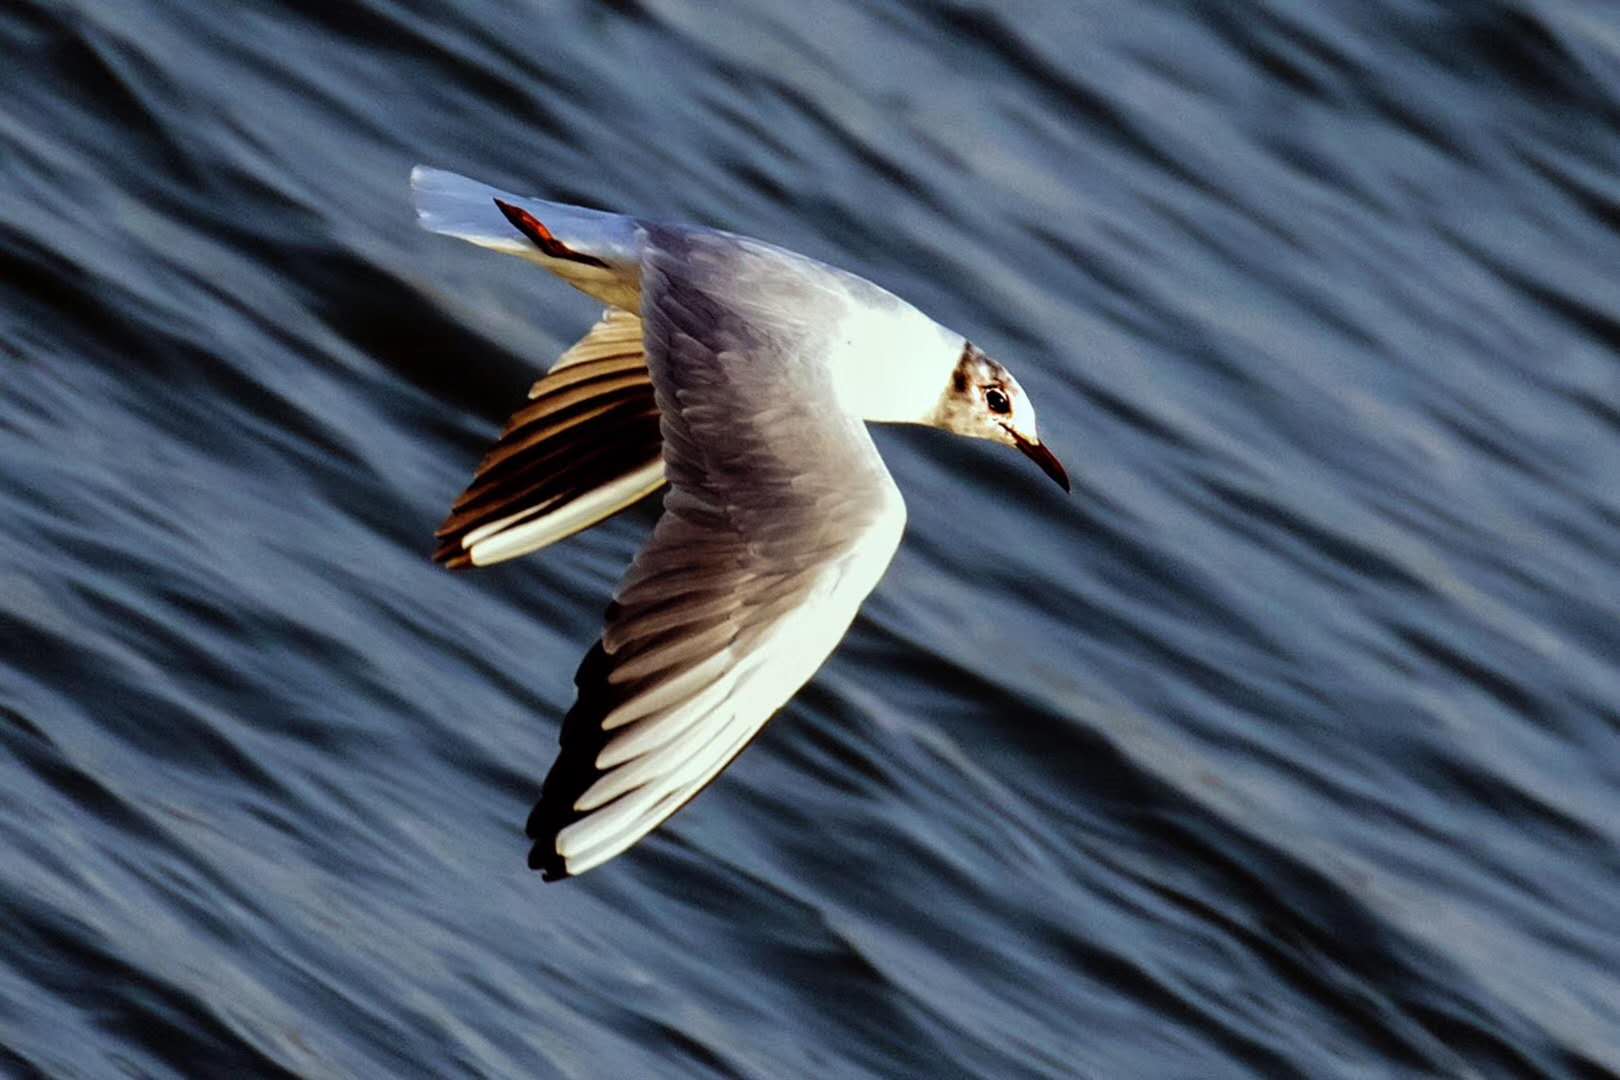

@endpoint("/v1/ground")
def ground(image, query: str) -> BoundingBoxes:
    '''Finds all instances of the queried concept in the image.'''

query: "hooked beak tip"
[1012,432,1070,493]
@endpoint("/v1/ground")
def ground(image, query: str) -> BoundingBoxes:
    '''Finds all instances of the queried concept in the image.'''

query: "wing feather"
[434,309,666,568]
[526,227,905,879]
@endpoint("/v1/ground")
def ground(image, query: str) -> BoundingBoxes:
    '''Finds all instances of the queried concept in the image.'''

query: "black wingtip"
[525,796,569,880]
[525,646,613,883]
[529,842,570,881]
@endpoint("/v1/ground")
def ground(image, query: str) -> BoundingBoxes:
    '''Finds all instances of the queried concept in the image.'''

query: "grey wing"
[526,228,907,880]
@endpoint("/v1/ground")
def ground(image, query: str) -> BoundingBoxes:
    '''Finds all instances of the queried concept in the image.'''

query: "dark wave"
[2,0,1619,1076]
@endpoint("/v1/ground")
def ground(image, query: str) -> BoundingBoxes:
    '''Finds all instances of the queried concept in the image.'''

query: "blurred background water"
[3,0,1620,1076]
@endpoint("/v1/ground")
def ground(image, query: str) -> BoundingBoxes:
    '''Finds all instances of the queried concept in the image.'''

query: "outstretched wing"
[528,227,906,880]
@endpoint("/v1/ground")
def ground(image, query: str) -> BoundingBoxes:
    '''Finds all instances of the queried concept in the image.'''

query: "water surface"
[3,1,1619,1076]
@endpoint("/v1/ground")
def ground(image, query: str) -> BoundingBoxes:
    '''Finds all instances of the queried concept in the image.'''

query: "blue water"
[3,1,1619,1076]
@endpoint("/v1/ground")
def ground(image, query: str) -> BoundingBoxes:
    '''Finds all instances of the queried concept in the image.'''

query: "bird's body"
[413,167,1065,879]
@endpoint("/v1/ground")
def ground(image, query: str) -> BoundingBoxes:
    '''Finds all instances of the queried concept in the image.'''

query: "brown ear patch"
[954,341,994,390]
[494,198,611,269]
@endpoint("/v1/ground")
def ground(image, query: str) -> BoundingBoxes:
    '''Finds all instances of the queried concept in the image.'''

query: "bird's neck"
[828,305,963,425]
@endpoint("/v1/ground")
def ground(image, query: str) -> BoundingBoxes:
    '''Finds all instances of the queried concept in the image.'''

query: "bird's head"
[931,343,1069,491]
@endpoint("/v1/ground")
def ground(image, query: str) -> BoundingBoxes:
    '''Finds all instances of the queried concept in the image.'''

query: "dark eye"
[985,387,1011,415]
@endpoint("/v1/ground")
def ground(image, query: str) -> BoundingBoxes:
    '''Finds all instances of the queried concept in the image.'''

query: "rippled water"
[4,1,1620,1076]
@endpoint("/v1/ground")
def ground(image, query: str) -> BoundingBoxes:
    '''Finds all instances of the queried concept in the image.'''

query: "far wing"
[527,227,905,879]
[434,308,665,568]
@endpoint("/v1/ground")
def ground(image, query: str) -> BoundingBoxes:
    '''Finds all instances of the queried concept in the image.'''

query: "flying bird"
[413,166,1068,880]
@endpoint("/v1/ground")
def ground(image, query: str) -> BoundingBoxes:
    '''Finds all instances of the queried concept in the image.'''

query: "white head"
[929,342,1069,490]
[823,290,1067,490]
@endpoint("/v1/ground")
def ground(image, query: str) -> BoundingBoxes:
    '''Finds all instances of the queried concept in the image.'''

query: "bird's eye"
[985,387,1011,415]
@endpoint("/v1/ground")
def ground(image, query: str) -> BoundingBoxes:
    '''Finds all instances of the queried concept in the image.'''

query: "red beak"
[1010,431,1070,492]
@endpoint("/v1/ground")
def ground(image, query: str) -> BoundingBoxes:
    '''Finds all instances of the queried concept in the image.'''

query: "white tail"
[411,166,643,308]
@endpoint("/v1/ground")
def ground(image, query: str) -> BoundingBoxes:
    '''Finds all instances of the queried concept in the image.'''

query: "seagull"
[412,166,1068,880]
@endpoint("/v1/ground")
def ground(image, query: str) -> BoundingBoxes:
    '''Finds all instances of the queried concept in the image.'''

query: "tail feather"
[410,166,643,308]
[410,166,530,256]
